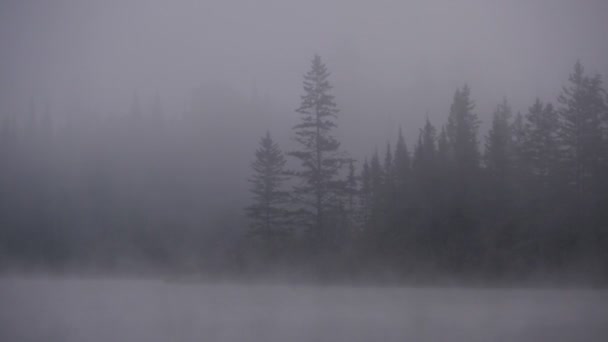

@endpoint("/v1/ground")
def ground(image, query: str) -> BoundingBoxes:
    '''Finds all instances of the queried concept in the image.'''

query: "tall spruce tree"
[510,110,527,189]
[392,127,413,256]
[289,55,347,248]
[518,99,561,271]
[412,118,439,210]
[246,132,291,251]
[522,98,560,191]
[436,126,450,179]
[557,61,608,264]
[344,159,358,233]
[413,119,437,172]
[345,159,357,214]
[411,119,440,262]
[393,127,411,194]
[444,85,482,271]
[482,99,518,274]
[483,99,516,211]
[485,99,513,179]
[447,85,480,185]
[359,158,372,229]
[557,61,606,198]
[369,150,384,231]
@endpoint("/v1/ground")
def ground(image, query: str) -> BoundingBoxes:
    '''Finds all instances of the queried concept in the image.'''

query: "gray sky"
[1,0,608,150]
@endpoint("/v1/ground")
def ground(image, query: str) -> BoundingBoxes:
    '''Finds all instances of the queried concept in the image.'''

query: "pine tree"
[437,126,450,176]
[392,127,413,254]
[414,118,437,170]
[436,125,451,204]
[447,85,480,183]
[557,62,608,264]
[246,132,291,251]
[557,61,606,198]
[393,127,411,193]
[412,119,438,197]
[344,159,358,234]
[510,111,527,184]
[359,158,372,229]
[484,99,513,178]
[483,98,516,208]
[510,110,529,203]
[345,159,357,214]
[382,142,401,253]
[516,99,561,271]
[412,118,438,215]
[409,119,440,263]
[367,149,387,253]
[289,55,347,248]
[369,149,384,218]
[444,85,482,272]
[522,98,560,190]
[384,143,393,178]
[482,99,518,275]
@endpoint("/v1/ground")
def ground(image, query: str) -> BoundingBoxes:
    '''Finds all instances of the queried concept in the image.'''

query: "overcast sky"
[1,0,608,150]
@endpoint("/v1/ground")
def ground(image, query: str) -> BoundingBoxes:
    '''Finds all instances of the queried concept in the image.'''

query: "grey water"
[1,275,606,342]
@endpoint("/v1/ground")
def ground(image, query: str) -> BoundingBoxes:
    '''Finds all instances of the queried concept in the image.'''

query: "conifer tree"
[444,85,482,271]
[412,118,439,213]
[557,61,606,198]
[393,127,411,193]
[344,159,359,234]
[359,158,372,229]
[436,125,451,204]
[367,149,387,251]
[246,132,291,250]
[510,111,527,182]
[414,119,437,170]
[517,99,561,270]
[392,127,413,250]
[557,62,608,262]
[522,98,560,190]
[483,99,516,210]
[369,150,384,207]
[289,55,347,248]
[447,85,480,183]
[383,143,393,181]
[482,99,517,274]
[485,99,513,178]
[345,159,357,214]
[437,126,450,172]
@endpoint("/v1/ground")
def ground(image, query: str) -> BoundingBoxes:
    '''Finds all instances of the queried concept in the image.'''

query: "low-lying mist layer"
[1,275,607,342]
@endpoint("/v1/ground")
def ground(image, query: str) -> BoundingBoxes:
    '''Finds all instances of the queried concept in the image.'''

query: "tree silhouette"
[289,55,348,249]
[246,131,291,254]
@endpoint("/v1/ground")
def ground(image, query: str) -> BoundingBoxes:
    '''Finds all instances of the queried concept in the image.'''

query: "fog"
[2,0,608,340]
[2,0,607,178]
[1,276,607,341]
[3,0,608,142]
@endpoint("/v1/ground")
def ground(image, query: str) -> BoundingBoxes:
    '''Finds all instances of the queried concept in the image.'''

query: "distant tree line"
[0,55,606,282]
[247,57,608,281]
[0,88,260,273]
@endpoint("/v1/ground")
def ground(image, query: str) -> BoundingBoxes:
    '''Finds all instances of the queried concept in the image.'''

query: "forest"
[1,54,606,283]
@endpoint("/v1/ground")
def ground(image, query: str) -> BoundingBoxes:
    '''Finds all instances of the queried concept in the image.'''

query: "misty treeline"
[0,55,607,282]
[0,86,263,273]
[246,56,608,281]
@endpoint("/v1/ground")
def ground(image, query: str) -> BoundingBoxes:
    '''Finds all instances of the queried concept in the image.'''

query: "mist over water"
[2,0,608,340]
[1,276,607,342]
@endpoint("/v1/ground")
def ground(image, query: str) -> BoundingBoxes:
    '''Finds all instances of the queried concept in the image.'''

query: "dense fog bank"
[1,0,608,285]
[2,60,608,285]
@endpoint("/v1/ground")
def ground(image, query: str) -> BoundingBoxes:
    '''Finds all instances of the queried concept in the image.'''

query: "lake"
[1,275,606,341]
